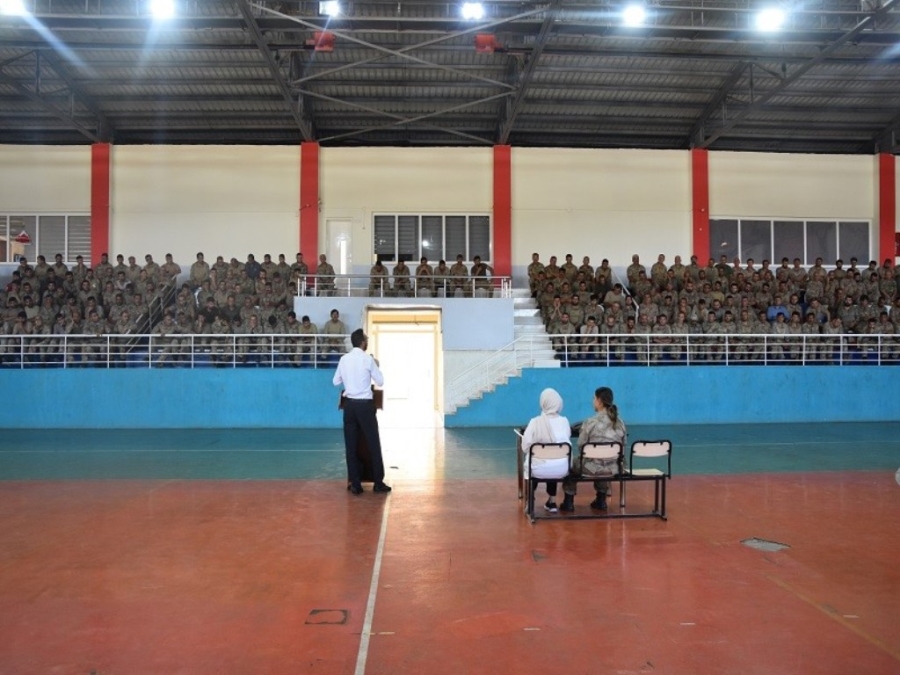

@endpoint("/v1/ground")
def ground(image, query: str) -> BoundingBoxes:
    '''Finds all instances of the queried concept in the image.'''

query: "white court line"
[355,495,391,675]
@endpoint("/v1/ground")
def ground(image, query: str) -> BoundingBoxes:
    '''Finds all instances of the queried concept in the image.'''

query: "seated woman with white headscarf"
[521,388,571,513]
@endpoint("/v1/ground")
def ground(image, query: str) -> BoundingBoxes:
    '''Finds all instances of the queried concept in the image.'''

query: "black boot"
[590,493,608,510]
[560,494,575,512]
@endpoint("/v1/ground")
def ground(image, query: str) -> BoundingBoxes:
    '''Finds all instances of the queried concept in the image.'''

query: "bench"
[516,431,672,522]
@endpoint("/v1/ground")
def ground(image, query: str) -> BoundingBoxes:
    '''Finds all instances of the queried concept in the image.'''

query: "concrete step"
[532,359,562,368]
[514,315,543,324]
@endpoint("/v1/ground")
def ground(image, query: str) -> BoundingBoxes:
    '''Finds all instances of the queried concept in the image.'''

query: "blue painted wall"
[1,365,897,429]
[447,366,900,428]
[0,369,343,429]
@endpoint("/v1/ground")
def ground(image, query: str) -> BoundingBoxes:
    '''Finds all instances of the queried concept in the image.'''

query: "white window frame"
[372,213,492,263]
[0,213,92,264]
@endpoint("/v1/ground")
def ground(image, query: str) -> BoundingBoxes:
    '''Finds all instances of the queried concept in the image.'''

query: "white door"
[326,219,353,292]
[367,312,443,429]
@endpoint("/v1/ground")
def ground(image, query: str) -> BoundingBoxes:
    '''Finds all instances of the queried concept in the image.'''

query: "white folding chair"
[524,442,571,523]
[623,440,672,519]
[580,441,625,509]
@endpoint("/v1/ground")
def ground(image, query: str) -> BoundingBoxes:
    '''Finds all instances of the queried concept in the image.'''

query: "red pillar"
[90,143,110,266]
[878,153,896,263]
[300,142,319,259]
[691,148,710,262]
[493,145,512,277]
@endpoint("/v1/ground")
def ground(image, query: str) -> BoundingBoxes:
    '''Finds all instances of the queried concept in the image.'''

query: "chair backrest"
[582,441,622,461]
[630,440,672,476]
[530,442,571,460]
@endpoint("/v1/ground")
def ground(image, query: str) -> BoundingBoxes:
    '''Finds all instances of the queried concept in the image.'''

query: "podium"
[339,388,384,483]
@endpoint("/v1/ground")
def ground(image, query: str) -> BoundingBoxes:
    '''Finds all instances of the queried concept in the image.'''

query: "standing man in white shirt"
[333,329,391,495]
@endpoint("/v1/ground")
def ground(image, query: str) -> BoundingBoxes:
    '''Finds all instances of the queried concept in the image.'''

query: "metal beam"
[698,0,900,148]
[0,69,102,142]
[39,50,112,140]
[236,0,314,140]
[289,6,548,87]
[687,61,749,147]
[496,0,560,144]
[250,2,517,91]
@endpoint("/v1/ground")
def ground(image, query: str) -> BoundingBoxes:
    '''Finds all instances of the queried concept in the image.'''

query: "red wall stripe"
[90,143,111,266]
[300,142,319,260]
[878,152,896,262]
[493,145,512,277]
[691,148,710,263]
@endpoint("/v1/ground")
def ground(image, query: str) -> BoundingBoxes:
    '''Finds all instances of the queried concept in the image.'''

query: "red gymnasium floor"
[0,473,898,674]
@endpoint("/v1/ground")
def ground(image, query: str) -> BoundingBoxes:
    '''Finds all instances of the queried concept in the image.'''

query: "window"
[709,218,870,266]
[372,213,491,263]
[0,214,91,263]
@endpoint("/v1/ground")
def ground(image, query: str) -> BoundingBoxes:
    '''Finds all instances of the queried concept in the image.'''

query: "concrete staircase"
[445,289,558,414]
[513,290,559,368]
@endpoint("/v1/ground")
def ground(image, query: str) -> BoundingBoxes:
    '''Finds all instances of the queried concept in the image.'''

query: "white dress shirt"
[333,347,384,399]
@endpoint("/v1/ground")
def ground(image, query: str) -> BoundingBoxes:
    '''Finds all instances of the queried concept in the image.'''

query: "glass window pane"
[38,216,66,262]
[9,215,37,263]
[67,216,92,261]
[397,215,418,262]
[373,215,396,261]
[469,215,490,261]
[446,216,467,260]
[739,220,771,263]
[709,219,738,261]
[773,220,804,263]
[806,221,836,265]
[421,216,442,261]
[838,221,870,263]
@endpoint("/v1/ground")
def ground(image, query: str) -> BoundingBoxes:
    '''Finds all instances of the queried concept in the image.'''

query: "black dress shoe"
[349,483,364,495]
[373,483,392,493]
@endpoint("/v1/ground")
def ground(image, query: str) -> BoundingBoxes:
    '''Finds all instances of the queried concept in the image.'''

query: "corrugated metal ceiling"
[0,0,898,152]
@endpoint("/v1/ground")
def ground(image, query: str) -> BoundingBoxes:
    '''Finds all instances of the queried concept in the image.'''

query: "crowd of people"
[366,254,495,297]
[529,252,900,363]
[0,251,352,365]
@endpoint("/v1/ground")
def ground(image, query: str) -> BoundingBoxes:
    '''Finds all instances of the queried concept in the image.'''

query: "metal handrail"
[293,273,512,298]
[0,332,352,369]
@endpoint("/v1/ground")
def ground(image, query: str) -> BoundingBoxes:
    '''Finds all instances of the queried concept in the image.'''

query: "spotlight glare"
[461,2,485,21]
[319,0,340,17]
[622,4,646,27]
[756,7,785,32]
[0,0,27,16]
[149,0,175,20]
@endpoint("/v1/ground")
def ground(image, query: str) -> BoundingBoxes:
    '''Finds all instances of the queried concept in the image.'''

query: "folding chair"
[622,440,672,520]
[579,441,626,510]
[523,442,571,523]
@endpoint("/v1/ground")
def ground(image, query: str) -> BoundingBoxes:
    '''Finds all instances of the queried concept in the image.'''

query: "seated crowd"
[528,252,900,363]
[0,250,353,366]
[367,254,495,297]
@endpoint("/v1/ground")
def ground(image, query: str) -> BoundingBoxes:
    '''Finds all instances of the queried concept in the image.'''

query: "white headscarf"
[531,388,563,442]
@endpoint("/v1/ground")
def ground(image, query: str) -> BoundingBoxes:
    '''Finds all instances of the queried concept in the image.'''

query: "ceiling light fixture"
[319,1,340,17]
[622,3,646,27]
[462,2,485,21]
[756,7,786,32]
[149,0,175,20]
[0,0,27,16]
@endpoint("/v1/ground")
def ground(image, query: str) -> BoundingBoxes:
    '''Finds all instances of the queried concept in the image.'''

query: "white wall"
[0,145,91,212]
[319,147,493,270]
[709,152,875,220]
[110,145,300,262]
[511,148,692,273]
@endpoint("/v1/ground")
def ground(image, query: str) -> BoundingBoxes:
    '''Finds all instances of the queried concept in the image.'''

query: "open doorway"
[365,307,443,430]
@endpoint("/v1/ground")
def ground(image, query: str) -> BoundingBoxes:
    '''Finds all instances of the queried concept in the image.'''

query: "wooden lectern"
[338,387,384,483]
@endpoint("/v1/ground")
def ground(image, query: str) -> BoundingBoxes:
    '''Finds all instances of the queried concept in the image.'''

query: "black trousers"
[342,398,385,485]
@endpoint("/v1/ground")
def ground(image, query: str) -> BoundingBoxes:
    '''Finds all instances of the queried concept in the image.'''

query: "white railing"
[294,273,512,298]
[540,332,899,367]
[446,334,556,410]
[0,333,352,369]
